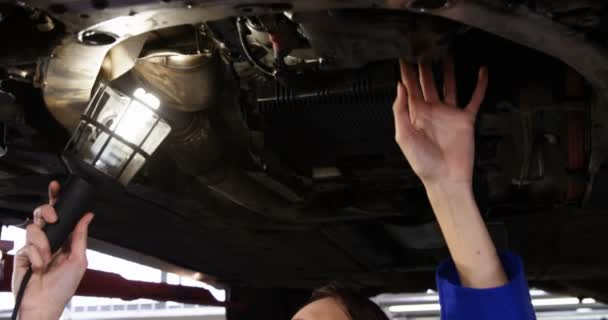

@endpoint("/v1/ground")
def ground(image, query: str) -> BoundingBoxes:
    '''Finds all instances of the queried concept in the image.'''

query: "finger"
[49,251,68,269]
[69,213,94,261]
[49,181,60,205]
[419,63,440,104]
[393,83,408,116]
[33,204,58,228]
[466,66,489,115]
[14,246,32,269]
[20,245,45,273]
[26,224,52,268]
[400,59,423,103]
[33,207,44,227]
[400,59,425,127]
[393,83,415,140]
[443,56,457,106]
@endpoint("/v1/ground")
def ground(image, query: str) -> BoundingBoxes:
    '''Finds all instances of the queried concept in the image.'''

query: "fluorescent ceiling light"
[532,297,580,307]
[530,289,549,297]
[388,304,441,313]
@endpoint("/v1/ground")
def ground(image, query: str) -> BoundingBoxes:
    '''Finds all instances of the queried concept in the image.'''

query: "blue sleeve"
[436,252,536,320]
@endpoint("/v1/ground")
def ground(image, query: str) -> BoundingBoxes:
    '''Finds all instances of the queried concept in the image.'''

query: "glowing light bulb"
[70,85,171,185]
[113,88,161,145]
[133,88,161,109]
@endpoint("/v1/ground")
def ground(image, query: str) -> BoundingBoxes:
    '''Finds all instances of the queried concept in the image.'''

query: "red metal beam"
[1,255,225,306]
[0,240,13,252]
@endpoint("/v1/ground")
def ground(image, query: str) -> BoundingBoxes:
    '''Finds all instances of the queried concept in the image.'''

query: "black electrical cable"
[236,17,275,77]
[11,267,33,320]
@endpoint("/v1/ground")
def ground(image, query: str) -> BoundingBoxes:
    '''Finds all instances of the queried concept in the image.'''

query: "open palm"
[393,58,488,186]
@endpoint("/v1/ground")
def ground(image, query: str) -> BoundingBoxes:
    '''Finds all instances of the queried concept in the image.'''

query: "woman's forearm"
[424,181,507,288]
[393,59,503,288]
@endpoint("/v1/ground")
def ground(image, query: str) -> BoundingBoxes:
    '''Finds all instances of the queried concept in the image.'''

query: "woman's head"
[292,284,389,320]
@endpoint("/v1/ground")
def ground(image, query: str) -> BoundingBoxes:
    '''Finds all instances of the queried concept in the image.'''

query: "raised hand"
[12,181,94,320]
[393,57,488,187]
[393,58,507,288]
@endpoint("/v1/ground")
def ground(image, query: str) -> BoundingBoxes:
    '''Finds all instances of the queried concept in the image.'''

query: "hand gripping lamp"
[12,83,172,319]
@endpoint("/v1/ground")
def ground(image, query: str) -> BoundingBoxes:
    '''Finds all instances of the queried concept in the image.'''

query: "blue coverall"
[437,252,536,320]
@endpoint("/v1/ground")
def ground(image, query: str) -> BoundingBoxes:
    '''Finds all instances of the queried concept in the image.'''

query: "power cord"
[11,267,33,320]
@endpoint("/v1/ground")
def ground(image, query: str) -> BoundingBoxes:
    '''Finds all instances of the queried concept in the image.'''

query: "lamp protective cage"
[65,83,172,185]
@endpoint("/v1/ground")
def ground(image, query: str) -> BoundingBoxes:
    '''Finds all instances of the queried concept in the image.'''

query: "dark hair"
[311,283,389,320]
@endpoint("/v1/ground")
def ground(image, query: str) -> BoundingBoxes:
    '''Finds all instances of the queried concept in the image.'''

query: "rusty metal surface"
[33,0,608,198]
[40,0,608,124]
[24,0,376,32]
[42,5,234,130]
[422,0,608,192]
[425,2,608,93]
[132,52,223,112]
[385,0,608,196]
[39,1,374,130]
[44,34,148,130]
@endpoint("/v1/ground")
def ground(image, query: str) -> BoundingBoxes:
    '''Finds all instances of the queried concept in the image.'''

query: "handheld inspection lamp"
[12,83,172,319]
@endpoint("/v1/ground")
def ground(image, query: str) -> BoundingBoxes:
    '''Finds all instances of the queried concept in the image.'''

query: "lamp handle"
[43,175,95,253]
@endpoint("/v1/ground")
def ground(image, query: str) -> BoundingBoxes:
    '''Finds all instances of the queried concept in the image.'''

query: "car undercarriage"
[1,0,608,317]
